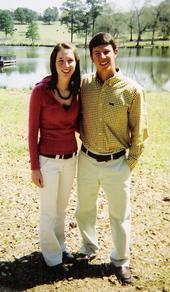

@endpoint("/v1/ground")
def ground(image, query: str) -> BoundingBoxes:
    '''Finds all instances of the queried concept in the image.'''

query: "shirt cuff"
[126,156,138,170]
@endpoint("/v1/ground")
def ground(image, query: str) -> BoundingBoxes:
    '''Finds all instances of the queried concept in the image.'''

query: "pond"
[0,46,170,91]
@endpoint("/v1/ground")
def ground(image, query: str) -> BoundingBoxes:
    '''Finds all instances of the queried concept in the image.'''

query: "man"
[76,32,148,284]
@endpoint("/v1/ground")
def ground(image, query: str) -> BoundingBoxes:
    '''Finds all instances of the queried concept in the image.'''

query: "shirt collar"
[95,68,120,85]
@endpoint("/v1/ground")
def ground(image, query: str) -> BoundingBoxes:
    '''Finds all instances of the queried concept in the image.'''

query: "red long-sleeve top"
[28,76,80,170]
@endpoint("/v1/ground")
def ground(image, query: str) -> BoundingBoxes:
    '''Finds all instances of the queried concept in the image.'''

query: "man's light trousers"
[39,155,76,267]
[76,151,131,267]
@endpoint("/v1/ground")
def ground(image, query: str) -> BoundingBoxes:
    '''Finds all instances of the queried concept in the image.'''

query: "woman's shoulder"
[34,75,51,90]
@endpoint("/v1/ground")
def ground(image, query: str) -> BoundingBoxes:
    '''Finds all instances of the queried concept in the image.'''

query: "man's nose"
[99,52,106,59]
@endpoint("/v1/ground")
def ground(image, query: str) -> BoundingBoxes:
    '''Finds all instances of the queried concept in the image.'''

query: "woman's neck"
[57,79,70,91]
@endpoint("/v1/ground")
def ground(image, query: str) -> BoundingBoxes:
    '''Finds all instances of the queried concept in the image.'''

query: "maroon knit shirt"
[28,76,80,170]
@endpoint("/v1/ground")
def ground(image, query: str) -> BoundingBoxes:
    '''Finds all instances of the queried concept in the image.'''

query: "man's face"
[91,44,117,76]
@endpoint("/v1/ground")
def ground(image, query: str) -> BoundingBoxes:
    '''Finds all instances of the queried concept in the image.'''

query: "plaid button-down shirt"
[80,72,148,169]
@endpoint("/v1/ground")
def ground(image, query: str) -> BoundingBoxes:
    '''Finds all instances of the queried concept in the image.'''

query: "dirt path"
[0,153,169,291]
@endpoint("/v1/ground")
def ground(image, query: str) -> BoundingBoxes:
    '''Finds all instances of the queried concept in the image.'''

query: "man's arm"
[126,87,149,170]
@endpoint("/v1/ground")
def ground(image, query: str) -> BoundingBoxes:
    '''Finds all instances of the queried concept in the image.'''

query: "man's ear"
[114,48,118,57]
[90,54,94,62]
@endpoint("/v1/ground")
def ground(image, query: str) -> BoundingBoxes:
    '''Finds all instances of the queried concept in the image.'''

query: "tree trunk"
[130,26,133,41]
[92,17,95,37]
[71,14,74,43]
[151,28,155,46]
[136,32,141,47]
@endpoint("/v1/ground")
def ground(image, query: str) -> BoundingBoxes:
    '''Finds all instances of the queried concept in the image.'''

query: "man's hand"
[31,170,44,188]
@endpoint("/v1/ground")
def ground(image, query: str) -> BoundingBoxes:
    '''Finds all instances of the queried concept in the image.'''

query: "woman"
[28,43,80,275]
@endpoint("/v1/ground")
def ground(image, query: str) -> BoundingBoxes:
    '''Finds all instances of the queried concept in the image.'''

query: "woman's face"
[55,48,76,79]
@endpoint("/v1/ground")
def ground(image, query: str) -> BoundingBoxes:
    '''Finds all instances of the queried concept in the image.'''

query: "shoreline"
[0,41,170,49]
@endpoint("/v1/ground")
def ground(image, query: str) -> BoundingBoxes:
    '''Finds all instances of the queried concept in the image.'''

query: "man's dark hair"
[89,32,117,57]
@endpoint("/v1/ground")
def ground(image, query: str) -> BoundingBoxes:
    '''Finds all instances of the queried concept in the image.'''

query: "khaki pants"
[76,151,131,267]
[39,155,76,267]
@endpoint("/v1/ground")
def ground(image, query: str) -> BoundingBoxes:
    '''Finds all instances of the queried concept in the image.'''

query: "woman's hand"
[31,170,44,188]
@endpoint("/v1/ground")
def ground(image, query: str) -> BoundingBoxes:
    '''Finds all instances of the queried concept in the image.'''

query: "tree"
[23,8,38,23]
[73,5,91,47]
[26,22,39,44]
[158,0,170,40]
[127,11,136,41]
[95,6,127,39]
[86,0,106,36]
[133,0,151,47]
[14,8,26,24]
[60,0,83,42]
[0,10,14,36]
[43,7,58,24]
[146,6,161,45]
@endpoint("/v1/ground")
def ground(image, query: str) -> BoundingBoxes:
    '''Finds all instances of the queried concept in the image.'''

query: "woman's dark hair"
[89,32,117,57]
[49,43,80,96]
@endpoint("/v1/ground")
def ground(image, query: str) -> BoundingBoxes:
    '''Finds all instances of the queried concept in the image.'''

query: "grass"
[139,91,170,171]
[0,21,85,46]
[0,88,29,156]
[0,21,169,48]
[0,88,169,171]
[0,89,169,291]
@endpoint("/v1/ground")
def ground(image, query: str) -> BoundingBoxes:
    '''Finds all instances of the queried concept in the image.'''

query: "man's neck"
[97,68,117,82]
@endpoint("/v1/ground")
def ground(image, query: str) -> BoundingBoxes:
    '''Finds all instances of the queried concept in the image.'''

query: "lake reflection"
[0,46,170,91]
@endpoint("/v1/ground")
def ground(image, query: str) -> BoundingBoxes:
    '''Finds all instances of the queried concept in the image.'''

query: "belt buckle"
[57,155,62,159]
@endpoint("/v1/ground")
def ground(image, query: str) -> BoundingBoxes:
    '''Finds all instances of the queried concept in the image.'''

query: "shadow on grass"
[0,252,116,290]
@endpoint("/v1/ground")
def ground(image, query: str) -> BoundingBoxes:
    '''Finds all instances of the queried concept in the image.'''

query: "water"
[0,46,170,91]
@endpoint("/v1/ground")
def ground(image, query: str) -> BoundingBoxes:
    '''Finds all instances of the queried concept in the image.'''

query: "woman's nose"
[63,61,69,68]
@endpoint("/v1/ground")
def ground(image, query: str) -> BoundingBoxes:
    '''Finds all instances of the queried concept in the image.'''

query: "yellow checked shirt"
[80,72,149,169]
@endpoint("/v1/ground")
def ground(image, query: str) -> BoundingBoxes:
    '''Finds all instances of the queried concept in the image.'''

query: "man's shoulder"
[81,72,96,84]
[122,75,143,92]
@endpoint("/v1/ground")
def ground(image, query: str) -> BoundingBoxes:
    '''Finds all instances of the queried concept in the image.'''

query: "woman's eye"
[68,59,74,64]
[57,60,63,64]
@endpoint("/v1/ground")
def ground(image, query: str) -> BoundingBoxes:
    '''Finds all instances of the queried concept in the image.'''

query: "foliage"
[14,8,26,24]
[60,0,83,42]
[95,7,127,38]
[26,22,39,44]
[0,10,14,36]
[42,7,58,24]
[86,0,106,36]
[14,8,38,24]
[158,0,170,39]
[0,0,170,46]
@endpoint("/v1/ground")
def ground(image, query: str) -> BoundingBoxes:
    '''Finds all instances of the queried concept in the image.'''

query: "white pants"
[76,151,131,267]
[39,155,76,267]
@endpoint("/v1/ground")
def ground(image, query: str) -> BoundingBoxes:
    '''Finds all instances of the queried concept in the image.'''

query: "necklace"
[55,87,72,100]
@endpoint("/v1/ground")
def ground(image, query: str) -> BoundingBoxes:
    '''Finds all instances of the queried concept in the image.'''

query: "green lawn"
[0,88,169,291]
[0,21,85,46]
[0,21,169,47]
[0,88,169,172]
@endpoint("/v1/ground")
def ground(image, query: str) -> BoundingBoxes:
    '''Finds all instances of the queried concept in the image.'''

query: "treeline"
[0,0,170,47]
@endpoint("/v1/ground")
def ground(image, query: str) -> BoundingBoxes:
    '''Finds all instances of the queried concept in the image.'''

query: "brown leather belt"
[40,152,77,159]
[81,145,125,162]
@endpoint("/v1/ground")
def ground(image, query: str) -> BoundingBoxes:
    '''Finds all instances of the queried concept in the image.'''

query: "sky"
[0,0,164,14]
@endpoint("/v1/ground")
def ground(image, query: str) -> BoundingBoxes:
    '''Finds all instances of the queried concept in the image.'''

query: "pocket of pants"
[39,155,49,169]
[124,158,131,174]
